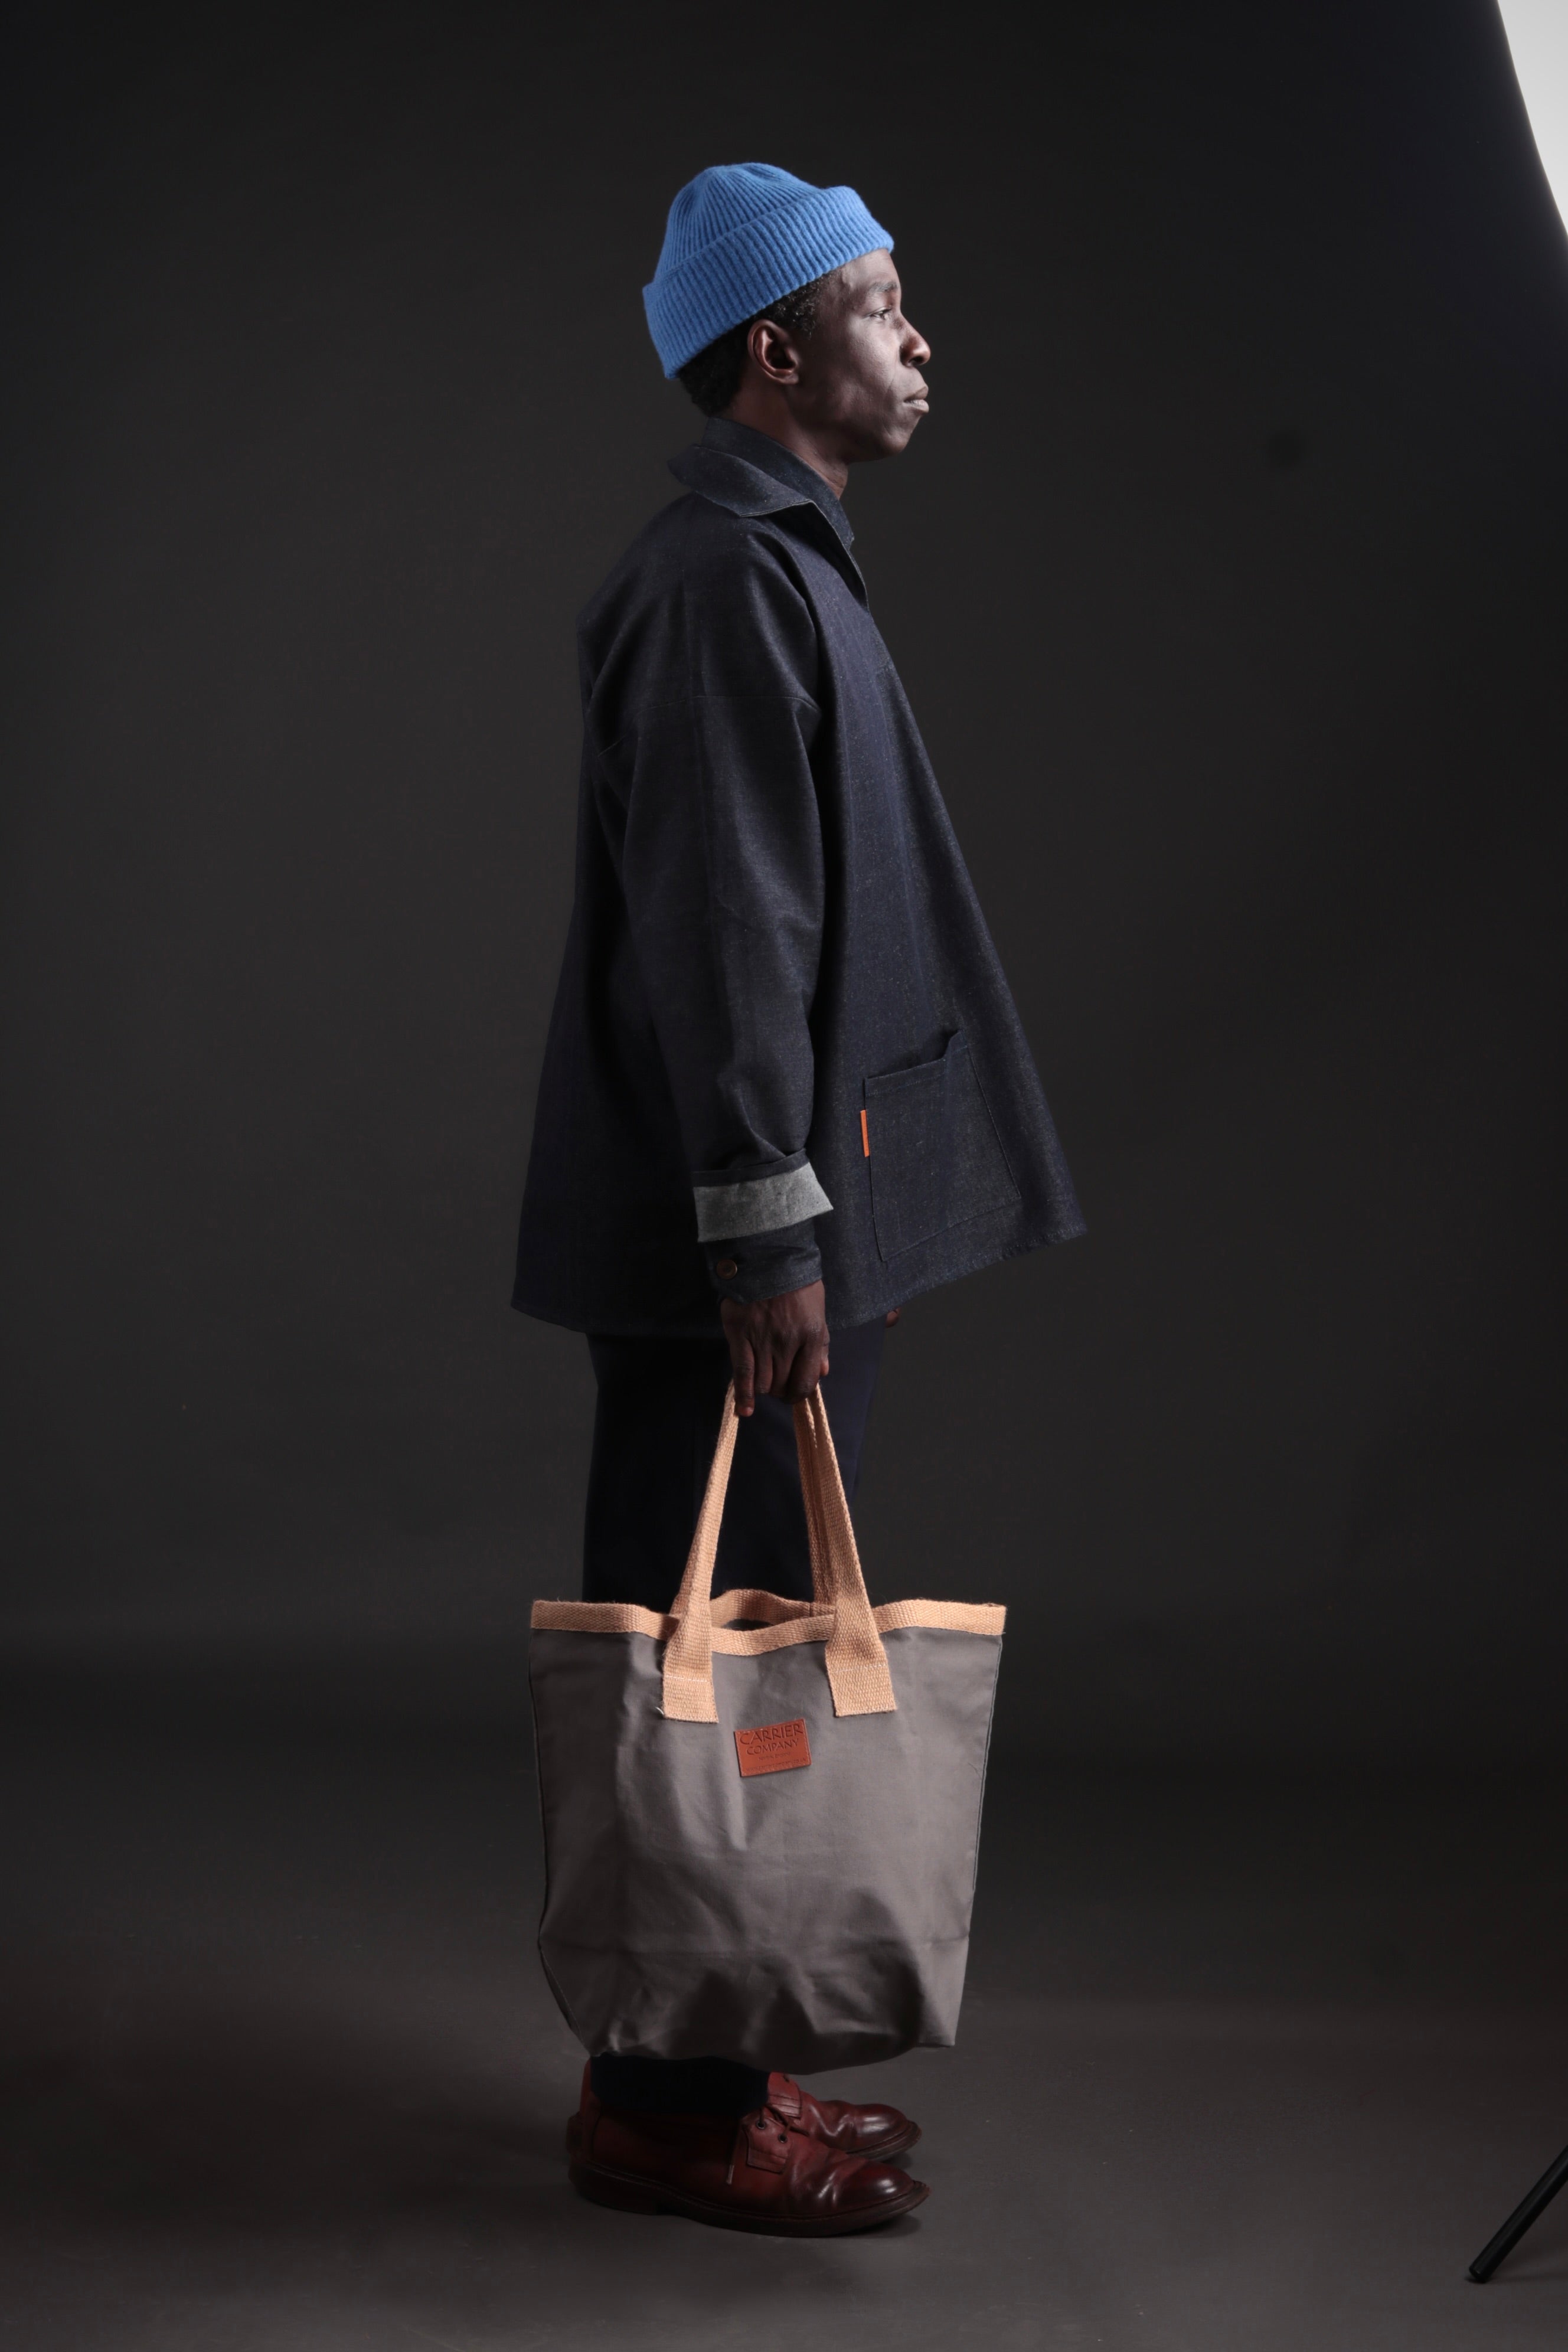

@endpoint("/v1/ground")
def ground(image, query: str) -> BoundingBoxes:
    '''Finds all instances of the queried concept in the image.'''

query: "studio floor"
[4,1667,1567,2351]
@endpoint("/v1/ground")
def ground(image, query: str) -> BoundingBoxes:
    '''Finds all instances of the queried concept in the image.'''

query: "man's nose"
[903,318,932,367]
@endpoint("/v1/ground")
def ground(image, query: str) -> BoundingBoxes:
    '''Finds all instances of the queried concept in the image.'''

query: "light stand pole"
[1469,2141,1568,2282]
[1460,11,1568,2289]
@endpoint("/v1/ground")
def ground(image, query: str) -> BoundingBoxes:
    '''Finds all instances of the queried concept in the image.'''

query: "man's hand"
[720,1280,829,1416]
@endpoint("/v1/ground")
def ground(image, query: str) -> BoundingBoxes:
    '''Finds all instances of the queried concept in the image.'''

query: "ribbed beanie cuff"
[644,164,893,377]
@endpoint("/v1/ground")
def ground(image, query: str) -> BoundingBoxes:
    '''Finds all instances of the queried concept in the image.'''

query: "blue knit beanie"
[644,162,893,378]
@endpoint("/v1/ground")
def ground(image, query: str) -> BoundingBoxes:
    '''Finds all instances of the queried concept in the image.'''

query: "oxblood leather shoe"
[766,2072,921,2160]
[566,2072,929,2236]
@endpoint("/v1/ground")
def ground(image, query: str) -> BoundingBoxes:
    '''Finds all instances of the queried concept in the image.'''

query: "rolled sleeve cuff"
[703,1219,824,1303]
[692,1158,833,1242]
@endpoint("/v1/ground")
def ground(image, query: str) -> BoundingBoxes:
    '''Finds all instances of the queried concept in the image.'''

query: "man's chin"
[867,414,925,461]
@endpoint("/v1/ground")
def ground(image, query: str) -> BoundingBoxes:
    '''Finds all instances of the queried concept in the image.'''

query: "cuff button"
[716,1258,739,1279]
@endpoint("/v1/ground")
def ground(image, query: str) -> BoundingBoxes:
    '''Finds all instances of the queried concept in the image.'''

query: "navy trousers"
[582,1318,886,2115]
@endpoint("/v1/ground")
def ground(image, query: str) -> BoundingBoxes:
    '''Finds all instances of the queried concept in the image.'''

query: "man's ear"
[746,317,803,386]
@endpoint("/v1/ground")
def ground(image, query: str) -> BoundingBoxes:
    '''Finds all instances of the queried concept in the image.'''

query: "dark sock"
[590,2053,771,2116]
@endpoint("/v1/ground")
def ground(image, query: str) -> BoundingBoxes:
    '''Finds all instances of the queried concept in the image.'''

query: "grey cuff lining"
[692,1159,834,1241]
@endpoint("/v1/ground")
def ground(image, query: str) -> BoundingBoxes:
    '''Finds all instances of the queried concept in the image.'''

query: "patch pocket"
[863,1030,1020,1262]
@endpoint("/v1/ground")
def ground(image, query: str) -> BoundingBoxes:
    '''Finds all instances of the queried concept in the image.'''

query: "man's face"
[770,251,932,462]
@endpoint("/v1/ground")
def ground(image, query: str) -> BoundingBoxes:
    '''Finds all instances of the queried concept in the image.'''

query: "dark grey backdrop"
[5,0,1566,1762]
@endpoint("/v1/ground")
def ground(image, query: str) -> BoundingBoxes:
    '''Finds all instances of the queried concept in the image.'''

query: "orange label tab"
[734,1718,812,1778]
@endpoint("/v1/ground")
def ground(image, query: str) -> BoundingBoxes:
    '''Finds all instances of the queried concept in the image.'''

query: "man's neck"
[719,394,848,498]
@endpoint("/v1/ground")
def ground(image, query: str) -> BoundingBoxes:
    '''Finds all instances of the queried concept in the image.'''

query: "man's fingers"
[722,1284,831,1409]
[752,1334,776,1403]
[783,1324,829,1401]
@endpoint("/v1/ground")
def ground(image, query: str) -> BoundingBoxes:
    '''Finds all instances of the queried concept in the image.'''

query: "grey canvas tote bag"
[528,1384,1005,2073]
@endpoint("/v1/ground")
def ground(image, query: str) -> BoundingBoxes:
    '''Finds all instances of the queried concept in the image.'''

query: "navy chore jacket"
[514,417,1084,1338]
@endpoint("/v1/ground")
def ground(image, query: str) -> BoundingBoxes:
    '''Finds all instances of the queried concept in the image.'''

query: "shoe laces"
[724,2099,791,2184]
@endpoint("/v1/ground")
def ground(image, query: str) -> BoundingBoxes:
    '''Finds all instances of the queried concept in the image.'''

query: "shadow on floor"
[1,1974,567,2234]
[2,1705,1565,2350]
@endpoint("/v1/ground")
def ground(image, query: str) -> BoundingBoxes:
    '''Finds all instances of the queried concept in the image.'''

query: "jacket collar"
[669,419,865,598]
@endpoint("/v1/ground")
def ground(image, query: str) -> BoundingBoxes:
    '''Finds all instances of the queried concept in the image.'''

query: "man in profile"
[515,161,1083,2233]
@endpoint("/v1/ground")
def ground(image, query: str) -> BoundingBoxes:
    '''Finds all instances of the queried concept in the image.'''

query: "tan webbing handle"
[792,1387,897,1714]
[659,1390,739,1721]
[661,1383,897,1722]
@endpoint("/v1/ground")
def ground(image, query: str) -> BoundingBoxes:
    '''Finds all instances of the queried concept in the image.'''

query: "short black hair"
[675,275,827,416]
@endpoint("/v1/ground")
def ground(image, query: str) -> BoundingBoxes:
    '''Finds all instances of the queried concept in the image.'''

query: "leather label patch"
[734,1718,812,1778]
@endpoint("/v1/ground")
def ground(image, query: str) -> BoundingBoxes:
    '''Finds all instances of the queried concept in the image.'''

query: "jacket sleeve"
[596,530,831,1302]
